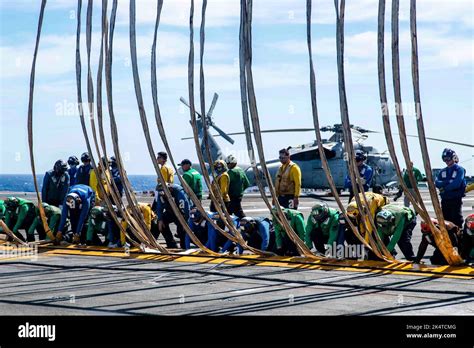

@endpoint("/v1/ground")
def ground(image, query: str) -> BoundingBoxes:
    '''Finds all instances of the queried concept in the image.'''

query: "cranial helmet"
[54,160,68,175]
[65,192,81,209]
[310,203,329,223]
[225,154,237,165]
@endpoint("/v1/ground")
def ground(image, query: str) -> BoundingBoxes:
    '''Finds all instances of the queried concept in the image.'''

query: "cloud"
[114,0,240,27]
[0,29,233,79]
[267,27,473,70]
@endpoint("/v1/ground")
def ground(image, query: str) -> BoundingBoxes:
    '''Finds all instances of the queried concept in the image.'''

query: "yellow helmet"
[346,204,359,219]
[213,159,228,174]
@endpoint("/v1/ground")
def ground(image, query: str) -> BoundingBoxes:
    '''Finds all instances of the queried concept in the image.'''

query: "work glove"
[54,231,63,245]
[72,233,81,244]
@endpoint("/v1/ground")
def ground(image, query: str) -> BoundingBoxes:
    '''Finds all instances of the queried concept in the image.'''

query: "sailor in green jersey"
[394,163,424,208]
[225,154,250,218]
[86,206,110,246]
[180,159,203,200]
[0,200,5,233]
[375,203,417,261]
[305,203,341,254]
[4,197,37,242]
[27,203,61,242]
[271,207,305,256]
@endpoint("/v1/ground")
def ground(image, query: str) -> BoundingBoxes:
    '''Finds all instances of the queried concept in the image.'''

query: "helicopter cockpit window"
[291,148,336,161]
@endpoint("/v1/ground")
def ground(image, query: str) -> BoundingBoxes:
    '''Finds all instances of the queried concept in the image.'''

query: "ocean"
[0,174,194,193]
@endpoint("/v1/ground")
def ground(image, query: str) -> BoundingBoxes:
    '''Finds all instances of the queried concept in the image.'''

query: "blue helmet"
[68,156,79,166]
[355,150,367,162]
[189,208,202,222]
[442,148,455,161]
[81,152,91,163]
[53,159,68,175]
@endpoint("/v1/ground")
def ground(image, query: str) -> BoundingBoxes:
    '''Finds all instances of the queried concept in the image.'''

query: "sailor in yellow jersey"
[274,148,302,209]
[120,203,157,246]
[210,159,230,213]
[345,192,389,244]
[156,151,174,185]
[89,157,112,206]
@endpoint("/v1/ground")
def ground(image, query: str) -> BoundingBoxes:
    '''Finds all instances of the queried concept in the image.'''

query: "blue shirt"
[75,163,92,186]
[185,212,214,249]
[344,163,373,191]
[435,163,466,200]
[41,170,70,207]
[220,216,242,253]
[154,184,190,221]
[58,184,95,234]
[111,166,124,197]
[68,166,78,186]
[252,217,272,251]
[205,213,239,252]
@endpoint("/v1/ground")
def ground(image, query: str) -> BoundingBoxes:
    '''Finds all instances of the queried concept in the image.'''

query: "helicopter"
[180,93,473,192]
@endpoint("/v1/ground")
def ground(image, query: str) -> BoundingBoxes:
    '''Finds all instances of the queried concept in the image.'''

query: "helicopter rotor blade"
[402,134,473,148]
[206,93,219,119]
[181,127,474,148]
[210,123,235,144]
[179,96,203,118]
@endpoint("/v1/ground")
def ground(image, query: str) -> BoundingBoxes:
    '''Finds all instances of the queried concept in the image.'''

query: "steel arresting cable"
[334,0,394,261]
[22,0,464,266]
[27,0,54,244]
[306,0,384,259]
[85,0,152,250]
[241,0,320,259]
[79,0,159,250]
[408,0,462,264]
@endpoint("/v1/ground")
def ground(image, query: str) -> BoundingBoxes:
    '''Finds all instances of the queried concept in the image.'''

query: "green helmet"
[310,203,329,223]
[90,207,104,220]
[41,202,53,217]
[376,209,395,232]
[272,207,292,222]
[5,197,19,210]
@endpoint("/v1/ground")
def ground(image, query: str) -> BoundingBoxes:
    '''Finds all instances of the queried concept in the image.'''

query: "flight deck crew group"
[1,147,472,265]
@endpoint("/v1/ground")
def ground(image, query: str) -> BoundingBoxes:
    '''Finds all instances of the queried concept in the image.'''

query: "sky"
[0,0,473,176]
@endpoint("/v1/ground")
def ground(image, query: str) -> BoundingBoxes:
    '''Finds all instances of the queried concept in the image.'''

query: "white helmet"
[225,154,237,165]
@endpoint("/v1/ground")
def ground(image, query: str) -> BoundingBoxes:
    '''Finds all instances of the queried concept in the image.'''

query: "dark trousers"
[160,210,184,248]
[380,220,416,260]
[309,227,328,254]
[151,216,178,249]
[277,234,299,256]
[431,229,459,265]
[441,197,463,228]
[228,197,245,218]
[278,195,297,209]
[243,230,276,252]
[210,201,231,214]
[461,227,474,261]
[396,220,416,260]
[33,223,49,241]
[348,188,354,204]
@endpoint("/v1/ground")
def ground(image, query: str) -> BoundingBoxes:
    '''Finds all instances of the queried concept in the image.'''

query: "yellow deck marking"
[0,241,472,279]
